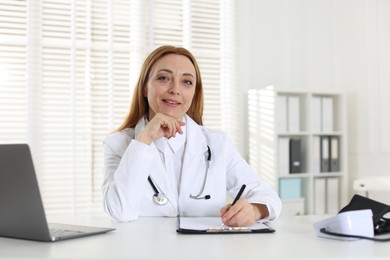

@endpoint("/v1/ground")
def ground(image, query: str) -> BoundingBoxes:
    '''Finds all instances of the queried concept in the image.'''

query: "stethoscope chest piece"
[148,176,168,205]
[153,193,168,205]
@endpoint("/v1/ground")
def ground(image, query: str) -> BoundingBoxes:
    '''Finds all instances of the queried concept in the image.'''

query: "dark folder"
[320,136,330,172]
[330,136,340,172]
[289,138,302,173]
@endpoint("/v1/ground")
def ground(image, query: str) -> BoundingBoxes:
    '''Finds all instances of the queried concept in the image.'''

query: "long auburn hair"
[116,45,204,131]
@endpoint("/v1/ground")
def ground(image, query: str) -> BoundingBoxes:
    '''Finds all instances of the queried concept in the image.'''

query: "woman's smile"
[162,98,181,106]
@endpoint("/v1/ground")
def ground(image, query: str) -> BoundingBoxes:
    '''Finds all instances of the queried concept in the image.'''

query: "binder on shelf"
[289,138,302,173]
[287,95,300,132]
[312,96,322,133]
[278,137,290,176]
[313,136,321,173]
[326,178,339,214]
[330,136,340,172]
[321,97,334,132]
[279,178,301,199]
[314,178,326,215]
[277,95,288,132]
[320,136,330,172]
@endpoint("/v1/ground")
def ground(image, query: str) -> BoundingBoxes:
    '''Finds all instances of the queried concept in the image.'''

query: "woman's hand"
[220,199,269,227]
[136,113,185,144]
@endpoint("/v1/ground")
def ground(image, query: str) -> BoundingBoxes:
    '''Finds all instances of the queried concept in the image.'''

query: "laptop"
[0,143,115,242]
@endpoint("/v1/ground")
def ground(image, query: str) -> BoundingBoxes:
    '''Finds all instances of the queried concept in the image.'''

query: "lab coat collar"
[134,115,147,139]
[183,114,208,156]
[167,116,186,153]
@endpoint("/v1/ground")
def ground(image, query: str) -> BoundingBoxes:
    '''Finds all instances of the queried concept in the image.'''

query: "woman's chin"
[161,111,184,120]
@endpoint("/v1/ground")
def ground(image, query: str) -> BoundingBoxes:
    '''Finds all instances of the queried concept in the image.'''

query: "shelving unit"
[248,87,348,215]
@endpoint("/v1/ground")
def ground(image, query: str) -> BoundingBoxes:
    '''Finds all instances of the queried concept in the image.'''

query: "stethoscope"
[148,145,212,205]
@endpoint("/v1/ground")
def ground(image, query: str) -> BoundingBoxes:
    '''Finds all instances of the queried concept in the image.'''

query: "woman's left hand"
[220,199,268,227]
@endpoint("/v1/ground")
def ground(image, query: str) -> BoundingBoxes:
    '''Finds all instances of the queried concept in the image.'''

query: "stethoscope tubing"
[149,145,212,205]
[148,176,159,194]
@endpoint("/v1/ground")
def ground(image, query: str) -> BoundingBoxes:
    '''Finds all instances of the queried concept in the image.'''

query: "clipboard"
[176,217,275,234]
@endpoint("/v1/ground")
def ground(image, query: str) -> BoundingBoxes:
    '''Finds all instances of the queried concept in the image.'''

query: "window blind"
[0,0,237,217]
[0,0,28,143]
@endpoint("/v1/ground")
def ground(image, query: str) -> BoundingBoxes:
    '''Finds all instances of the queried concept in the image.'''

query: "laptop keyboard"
[50,228,86,237]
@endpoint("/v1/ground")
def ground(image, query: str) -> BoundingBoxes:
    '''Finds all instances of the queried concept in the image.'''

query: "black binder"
[289,138,302,173]
[330,136,340,172]
[320,136,330,172]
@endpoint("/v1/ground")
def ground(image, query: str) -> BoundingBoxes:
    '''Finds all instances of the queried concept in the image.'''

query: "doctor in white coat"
[102,45,282,226]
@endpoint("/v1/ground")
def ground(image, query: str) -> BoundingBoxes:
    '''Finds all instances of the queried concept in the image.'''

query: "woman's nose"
[168,80,180,94]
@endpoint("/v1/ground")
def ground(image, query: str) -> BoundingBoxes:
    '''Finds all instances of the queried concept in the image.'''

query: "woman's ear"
[143,87,147,97]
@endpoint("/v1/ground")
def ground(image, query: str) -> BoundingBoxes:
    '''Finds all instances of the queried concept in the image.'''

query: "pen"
[220,184,246,228]
[231,184,246,206]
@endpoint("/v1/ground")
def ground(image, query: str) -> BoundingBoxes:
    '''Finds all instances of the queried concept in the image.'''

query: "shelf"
[312,132,343,136]
[278,173,312,178]
[312,172,344,177]
[278,132,311,137]
[248,88,348,215]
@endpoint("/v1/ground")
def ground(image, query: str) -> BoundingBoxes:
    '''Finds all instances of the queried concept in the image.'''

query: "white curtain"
[0,0,237,217]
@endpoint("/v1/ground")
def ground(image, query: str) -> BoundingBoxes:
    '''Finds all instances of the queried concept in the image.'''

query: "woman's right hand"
[136,113,186,144]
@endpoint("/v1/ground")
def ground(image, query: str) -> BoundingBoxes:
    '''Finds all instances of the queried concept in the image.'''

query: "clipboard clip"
[206,227,252,233]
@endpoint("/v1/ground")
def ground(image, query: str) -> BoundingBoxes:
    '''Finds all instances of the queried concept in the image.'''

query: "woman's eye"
[183,80,193,86]
[158,76,169,81]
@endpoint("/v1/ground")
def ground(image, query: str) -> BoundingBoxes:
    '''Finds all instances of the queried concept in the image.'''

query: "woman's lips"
[163,99,180,105]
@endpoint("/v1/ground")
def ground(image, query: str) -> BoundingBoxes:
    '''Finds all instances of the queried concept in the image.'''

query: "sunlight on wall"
[0,63,9,87]
[248,87,276,189]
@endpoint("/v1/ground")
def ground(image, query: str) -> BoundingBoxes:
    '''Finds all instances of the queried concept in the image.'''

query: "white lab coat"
[102,114,282,222]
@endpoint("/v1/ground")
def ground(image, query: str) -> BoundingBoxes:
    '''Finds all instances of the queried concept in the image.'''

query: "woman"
[102,45,282,226]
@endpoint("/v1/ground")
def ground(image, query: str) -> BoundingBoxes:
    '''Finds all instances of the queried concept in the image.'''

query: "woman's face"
[145,54,196,121]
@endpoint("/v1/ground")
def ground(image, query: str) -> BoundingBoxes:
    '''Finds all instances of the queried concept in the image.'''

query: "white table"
[0,215,388,259]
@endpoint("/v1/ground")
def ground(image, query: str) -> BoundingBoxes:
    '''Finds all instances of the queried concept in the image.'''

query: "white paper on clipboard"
[177,217,274,234]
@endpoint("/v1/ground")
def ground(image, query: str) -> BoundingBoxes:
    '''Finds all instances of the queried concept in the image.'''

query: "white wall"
[237,0,390,197]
